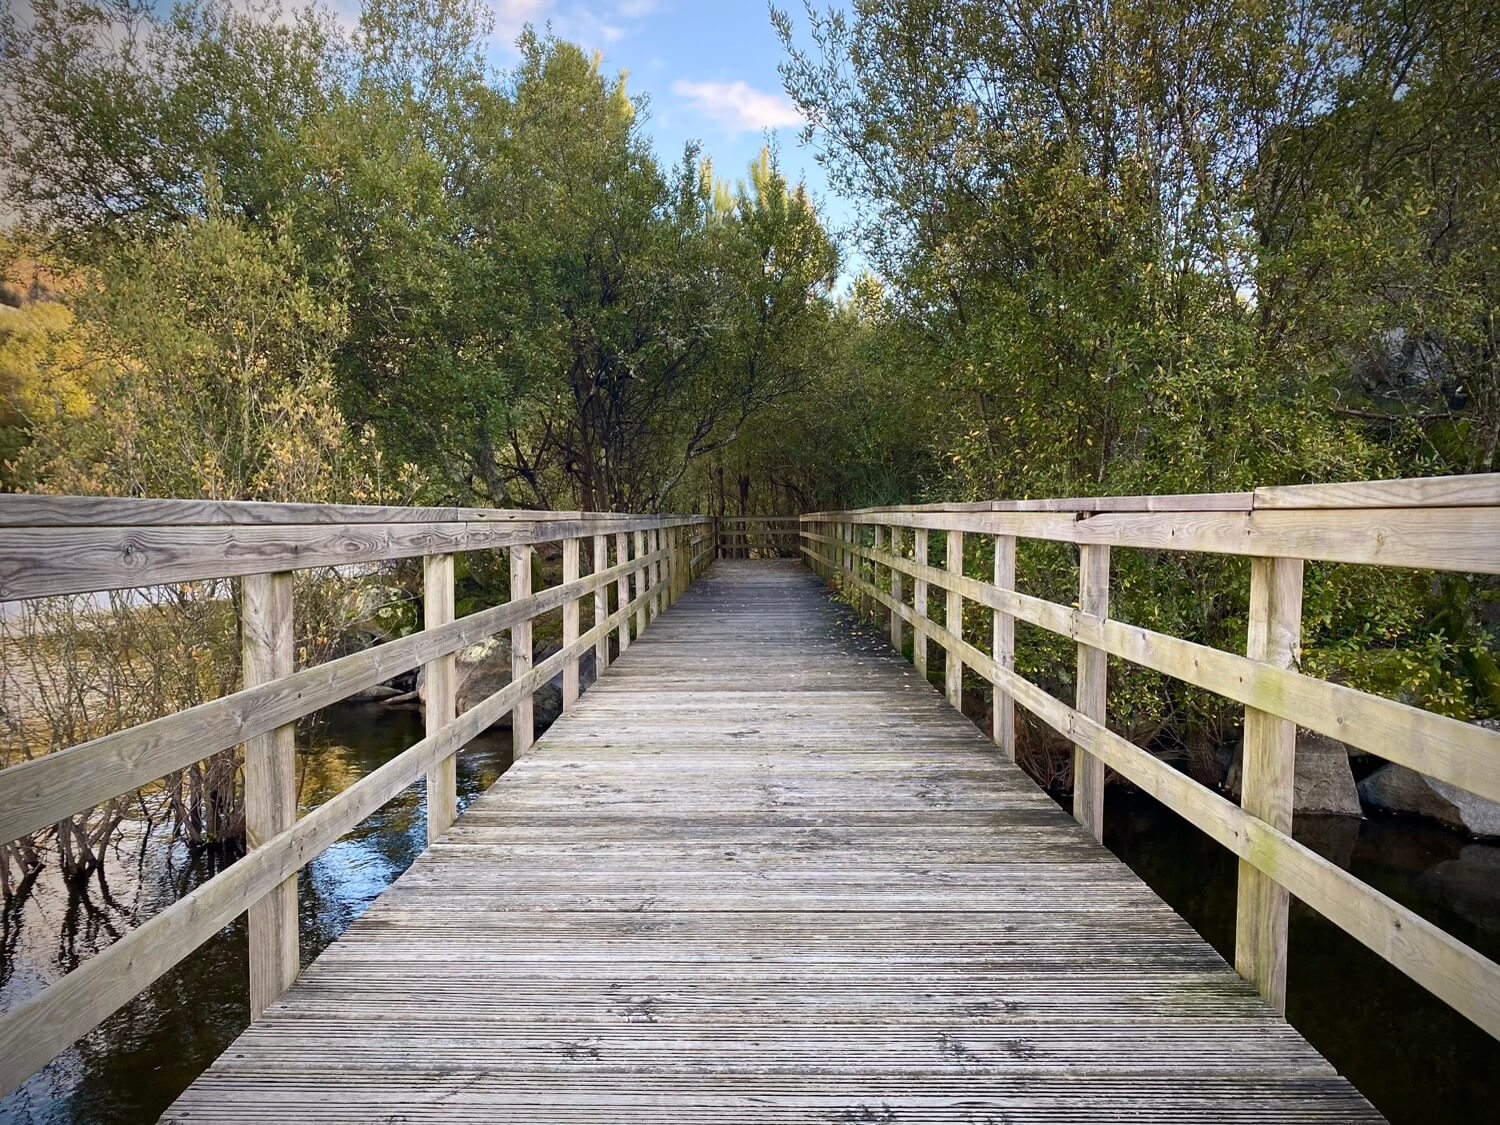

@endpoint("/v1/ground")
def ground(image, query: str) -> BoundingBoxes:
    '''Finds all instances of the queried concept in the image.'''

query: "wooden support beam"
[913,529,929,682]
[562,538,580,711]
[993,534,1016,760]
[888,526,904,654]
[1074,544,1110,841]
[615,532,631,653]
[634,530,648,636]
[945,530,965,709]
[1236,556,1305,1013]
[872,525,887,630]
[242,570,298,1021]
[593,535,610,671]
[422,554,457,844]
[510,544,534,756]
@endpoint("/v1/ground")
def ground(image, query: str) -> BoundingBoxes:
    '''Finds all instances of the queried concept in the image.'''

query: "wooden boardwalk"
[165,560,1378,1123]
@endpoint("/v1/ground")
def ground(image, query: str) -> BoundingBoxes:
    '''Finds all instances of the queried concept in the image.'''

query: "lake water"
[0,705,1496,1123]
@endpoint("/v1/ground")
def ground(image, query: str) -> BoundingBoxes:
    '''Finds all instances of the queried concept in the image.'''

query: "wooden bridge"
[1,478,1498,1121]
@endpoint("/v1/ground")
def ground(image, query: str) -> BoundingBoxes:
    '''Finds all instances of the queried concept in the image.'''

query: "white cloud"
[490,0,550,42]
[671,80,804,134]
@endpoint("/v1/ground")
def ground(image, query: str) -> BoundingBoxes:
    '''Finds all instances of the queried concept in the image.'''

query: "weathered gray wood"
[165,560,1380,1123]
[594,535,611,671]
[634,530,648,636]
[423,554,458,844]
[563,538,581,711]
[805,538,1500,1042]
[0,514,708,600]
[913,528,929,681]
[0,560,678,1101]
[616,531,632,653]
[1235,557,1304,1013]
[1074,545,1109,842]
[804,528,1500,806]
[992,534,1016,760]
[511,544,535,756]
[241,572,298,1021]
[945,530,965,708]
[888,525,904,653]
[0,553,663,846]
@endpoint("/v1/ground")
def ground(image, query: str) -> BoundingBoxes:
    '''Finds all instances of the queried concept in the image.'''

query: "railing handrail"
[800,472,1500,1044]
[0,497,715,1098]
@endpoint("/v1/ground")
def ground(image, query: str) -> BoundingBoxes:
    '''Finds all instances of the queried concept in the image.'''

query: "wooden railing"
[0,497,713,1097]
[715,515,800,559]
[801,474,1500,1039]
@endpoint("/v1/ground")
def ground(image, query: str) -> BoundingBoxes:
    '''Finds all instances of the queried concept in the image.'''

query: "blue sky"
[475,0,858,257]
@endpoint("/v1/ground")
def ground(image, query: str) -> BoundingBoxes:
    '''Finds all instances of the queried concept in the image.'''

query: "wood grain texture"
[993,534,1016,760]
[616,531,632,653]
[0,562,677,1101]
[0,551,665,846]
[802,530,1500,806]
[594,535,611,671]
[945,530,965,708]
[1074,545,1109,843]
[563,538,581,711]
[423,554,458,844]
[511,544,535,756]
[1235,557,1304,1013]
[0,514,709,600]
[165,561,1379,1124]
[804,540,1500,1042]
[241,572,298,1021]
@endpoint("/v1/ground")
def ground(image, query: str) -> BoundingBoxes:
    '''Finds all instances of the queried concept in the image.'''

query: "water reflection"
[0,705,510,1125]
[1103,789,1500,1125]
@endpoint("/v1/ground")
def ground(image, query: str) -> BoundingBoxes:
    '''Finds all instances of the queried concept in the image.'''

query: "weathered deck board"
[165,560,1379,1123]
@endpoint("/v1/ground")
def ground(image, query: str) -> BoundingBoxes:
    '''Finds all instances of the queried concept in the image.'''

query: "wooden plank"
[0,494,653,528]
[1253,474,1500,510]
[0,553,663,846]
[594,535,610,671]
[804,506,1500,574]
[511,544,535,756]
[423,554,458,844]
[562,538,581,711]
[634,530,648,636]
[616,531,632,653]
[1235,557,1304,1013]
[1074,545,1109,842]
[913,529,929,682]
[0,514,708,600]
[888,526,904,653]
[827,554,1500,1044]
[242,572,298,1021]
[0,574,670,1102]
[803,529,1500,805]
[163,560,1380,1123]
[993,534,1016,760]
[945,530,965,708]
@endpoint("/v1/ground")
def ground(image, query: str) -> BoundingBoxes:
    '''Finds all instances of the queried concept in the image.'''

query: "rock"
[1294,732,1362,816]
[1359,762,1500,838]
[344,683,405,703]
[1225,730,1361,816]
[410,635,600,735]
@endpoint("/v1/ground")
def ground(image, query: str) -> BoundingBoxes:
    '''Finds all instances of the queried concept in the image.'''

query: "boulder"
[1359,762,1500,838]
[410,635,600,735]
[1294,732,1362,816]
[1225,730,1361,816]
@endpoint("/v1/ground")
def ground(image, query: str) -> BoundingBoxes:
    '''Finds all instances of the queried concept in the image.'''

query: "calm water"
[0,705,512,1124]
[1,702,1497,1123]
[1103,790,1500,1124]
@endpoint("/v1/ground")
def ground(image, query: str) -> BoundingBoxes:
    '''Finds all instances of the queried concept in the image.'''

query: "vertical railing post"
[913,529,929,682]
[594,534,610,672]
[1235,556,1304,1012]
[992,535,1017,760]
[1074,544,1110,841]
[510,543,534,756]
[945,530,965,708]
[242,570,297,1021]
[872,525,887,630]
[615,531,631,654]
[634,529,648,636]
[653,528,665,617]
[423,554,457,843]
[562,537,580,712]
[889,525,904,653]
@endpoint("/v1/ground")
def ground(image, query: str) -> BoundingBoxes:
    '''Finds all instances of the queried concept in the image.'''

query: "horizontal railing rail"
[0,499,713,1097]
[715,515,800,559]
[800,473,1500,1041]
